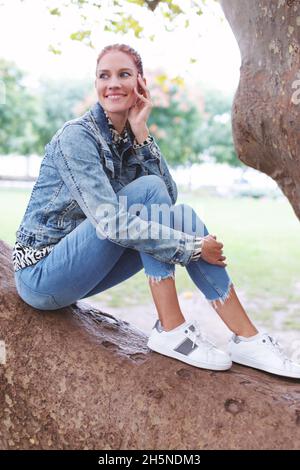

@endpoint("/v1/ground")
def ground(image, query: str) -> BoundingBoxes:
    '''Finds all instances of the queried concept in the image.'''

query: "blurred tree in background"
[145,73,204,166]
[0,59,39,155]
[0,0,240,167]
[150,90,203,166]
[0,58,239,167]
[44,0,213,51]
[199,88,240,167]
[0,59,93,156]
[34,77,94,154]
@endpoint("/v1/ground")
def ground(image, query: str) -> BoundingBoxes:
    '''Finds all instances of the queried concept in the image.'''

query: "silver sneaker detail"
[148,320,232,371]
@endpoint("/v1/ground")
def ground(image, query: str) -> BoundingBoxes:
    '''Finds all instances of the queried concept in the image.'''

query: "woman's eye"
[98,72,131,79]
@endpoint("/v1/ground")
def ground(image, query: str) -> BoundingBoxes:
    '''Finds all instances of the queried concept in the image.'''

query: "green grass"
[182,193,300,301]
[1,187,300,322]
[0,188,31,244]
[177,192,300,328]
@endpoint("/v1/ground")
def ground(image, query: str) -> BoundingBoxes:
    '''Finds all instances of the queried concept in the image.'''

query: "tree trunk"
[220,0,300,220]
[0,239,300,449]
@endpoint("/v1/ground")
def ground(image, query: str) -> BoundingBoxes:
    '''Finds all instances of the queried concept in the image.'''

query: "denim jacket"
[15,102,198,266]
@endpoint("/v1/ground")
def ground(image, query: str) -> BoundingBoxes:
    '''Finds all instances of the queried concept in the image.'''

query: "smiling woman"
[11,43,300,379]
[95,44,150,143]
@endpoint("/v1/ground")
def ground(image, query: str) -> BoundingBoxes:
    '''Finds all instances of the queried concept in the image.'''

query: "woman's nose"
[108,76,121,88]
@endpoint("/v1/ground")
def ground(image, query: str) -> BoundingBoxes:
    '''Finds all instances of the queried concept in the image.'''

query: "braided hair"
[96,44,144,77]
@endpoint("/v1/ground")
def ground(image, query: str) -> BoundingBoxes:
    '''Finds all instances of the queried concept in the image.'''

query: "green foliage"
[148,81,240,168]
[0,59,92,156]
[1,0,219,55]
[105,16,143,37]
[70,30,92,43]
[0,59,39,155]
[41,0,216,48]
[33,77,94,154]
[204,88,232,116]
[0,60,238,168]
[126,0,146,5]
[200,117,239,166]
[48,7,61,16]
[48,45,62,55]
[149,82,204,166]
[198,88,243,167]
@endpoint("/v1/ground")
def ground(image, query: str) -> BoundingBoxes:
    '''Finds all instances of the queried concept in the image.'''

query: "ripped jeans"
[14,175,233,311]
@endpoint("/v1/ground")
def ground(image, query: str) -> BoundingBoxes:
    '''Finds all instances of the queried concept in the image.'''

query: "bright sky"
[0,0,241,93]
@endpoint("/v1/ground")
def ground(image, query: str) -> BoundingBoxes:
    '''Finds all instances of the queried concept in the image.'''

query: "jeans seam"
[17,271,61,308]
[191,261,229,299]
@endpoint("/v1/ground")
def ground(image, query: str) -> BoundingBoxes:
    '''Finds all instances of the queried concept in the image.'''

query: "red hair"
[96,44,144,77]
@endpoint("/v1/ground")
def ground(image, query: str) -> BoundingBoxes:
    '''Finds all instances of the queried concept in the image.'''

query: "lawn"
[1,186,300,328]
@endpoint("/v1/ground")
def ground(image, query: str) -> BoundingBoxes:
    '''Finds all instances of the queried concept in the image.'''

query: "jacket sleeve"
[54,123,195,266]
[133,135,178,204]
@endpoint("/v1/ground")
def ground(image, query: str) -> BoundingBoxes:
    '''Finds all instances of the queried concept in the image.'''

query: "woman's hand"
[201,234,227,267]
[128,74,152,143]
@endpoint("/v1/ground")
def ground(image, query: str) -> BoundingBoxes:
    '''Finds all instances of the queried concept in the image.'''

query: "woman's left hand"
[128,74,152,142]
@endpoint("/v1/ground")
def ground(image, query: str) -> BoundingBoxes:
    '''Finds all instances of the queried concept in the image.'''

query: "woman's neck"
[106,110,128,134]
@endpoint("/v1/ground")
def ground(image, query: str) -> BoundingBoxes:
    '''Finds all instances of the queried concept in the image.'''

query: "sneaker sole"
[231,354,300,379]
[148,340,232,371]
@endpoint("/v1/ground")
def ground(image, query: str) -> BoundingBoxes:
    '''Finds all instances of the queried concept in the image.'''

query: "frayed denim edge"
[145,271,176,284]
[208,281,234,309]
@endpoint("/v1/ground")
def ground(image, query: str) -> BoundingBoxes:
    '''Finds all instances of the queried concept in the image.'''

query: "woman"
[12,44,300,378]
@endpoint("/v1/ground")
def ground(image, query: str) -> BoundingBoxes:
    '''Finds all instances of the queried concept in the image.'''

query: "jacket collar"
[90,101,136,153]
[90,101,113,145]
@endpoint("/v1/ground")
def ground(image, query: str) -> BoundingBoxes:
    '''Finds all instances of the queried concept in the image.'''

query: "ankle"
[162,317,186,332]
[235,326,259,338]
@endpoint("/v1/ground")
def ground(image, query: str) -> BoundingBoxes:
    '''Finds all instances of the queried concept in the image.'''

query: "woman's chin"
[103,103,131,114]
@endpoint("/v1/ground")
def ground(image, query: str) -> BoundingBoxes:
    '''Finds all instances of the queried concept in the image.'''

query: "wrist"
[133,126,149,144]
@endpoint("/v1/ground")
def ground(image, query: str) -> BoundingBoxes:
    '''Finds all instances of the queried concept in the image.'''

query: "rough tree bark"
[221,0,300,220]
[0,239,300,449]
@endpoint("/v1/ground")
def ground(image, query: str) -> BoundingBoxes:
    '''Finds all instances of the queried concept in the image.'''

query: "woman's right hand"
[127,74,152,138]
[201,234,227,267]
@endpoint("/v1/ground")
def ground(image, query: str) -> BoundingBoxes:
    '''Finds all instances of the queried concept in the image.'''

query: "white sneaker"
[147,319,232,371]
[229,332,300,379]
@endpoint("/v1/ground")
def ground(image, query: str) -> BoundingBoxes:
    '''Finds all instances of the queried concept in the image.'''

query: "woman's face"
[95,50,139,114]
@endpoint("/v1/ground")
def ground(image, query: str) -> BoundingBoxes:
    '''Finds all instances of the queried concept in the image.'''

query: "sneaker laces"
[186,321,216,350]
[264,334,292,365]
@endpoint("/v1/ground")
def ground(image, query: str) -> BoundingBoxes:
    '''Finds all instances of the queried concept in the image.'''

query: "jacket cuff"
[133,134,153,149]
[190,237,204,262]
[133,135,161,160]
[171,234,203,266]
